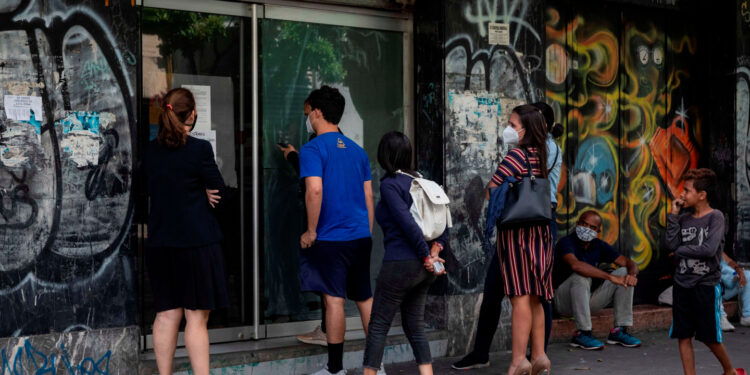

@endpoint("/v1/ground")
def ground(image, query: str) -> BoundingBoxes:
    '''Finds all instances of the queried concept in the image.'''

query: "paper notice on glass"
[191,130,217,161]
[181,85,211,132]
[4,95,43,121]
[488,23,510,46]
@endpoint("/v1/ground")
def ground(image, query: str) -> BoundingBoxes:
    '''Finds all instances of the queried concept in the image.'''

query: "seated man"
[553,210,642,350]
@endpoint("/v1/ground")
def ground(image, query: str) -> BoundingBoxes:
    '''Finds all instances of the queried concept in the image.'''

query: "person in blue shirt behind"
[552,210,641,351]
[362,131,447,375]
[299,86,375,375]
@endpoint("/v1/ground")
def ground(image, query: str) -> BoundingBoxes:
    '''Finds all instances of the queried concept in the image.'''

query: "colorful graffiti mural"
[545,6,701,271]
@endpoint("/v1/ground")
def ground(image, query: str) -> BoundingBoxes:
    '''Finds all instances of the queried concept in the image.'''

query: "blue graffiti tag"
[80,60,109,90]
[1,340,111,375]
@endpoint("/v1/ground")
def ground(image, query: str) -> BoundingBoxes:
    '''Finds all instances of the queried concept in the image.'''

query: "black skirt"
[146,242,230,312]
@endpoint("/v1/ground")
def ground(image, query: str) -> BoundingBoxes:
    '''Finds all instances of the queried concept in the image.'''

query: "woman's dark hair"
[306,85,345,125]
[377,131,414,176]
[532,101,563,138]
[158,88,196,148]
[514,104,550,178]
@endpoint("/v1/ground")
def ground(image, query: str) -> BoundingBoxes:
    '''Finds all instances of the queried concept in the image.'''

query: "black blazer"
[145,136,225,248]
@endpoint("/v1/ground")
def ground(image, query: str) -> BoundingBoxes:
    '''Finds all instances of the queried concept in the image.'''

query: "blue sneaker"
[570,330,605,350]
[607,327,642,348]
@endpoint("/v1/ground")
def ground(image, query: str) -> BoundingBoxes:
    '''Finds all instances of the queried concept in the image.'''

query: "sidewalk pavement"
[384,326,750,375]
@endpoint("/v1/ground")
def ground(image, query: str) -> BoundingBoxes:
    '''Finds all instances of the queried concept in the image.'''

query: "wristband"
[424,256,431,263]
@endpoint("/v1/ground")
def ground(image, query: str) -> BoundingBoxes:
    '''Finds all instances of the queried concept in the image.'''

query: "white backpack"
[396,171,453,241]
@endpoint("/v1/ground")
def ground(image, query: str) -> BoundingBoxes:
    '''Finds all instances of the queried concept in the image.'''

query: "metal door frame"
[139,0,413,347]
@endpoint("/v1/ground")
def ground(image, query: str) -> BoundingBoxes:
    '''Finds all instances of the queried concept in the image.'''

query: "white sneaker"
[741,316,750,327]
[297,325,328,346]
[310,366,346,375]
[377,363,387,375]
[721,315,736,331]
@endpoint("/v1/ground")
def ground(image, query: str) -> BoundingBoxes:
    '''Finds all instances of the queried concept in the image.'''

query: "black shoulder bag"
[498,148,552,226]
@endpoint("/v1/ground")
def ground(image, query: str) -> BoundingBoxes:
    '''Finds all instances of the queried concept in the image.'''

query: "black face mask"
[187,112,197,132]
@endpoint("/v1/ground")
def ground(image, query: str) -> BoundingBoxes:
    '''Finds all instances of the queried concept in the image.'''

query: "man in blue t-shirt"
[553,210,641,351]
[298,86,375,375]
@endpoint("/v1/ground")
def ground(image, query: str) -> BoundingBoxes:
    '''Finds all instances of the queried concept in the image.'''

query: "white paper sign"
[191,130,217,161]
[181,85,211,132]
[4,95,43,121]
[488,23,510,46]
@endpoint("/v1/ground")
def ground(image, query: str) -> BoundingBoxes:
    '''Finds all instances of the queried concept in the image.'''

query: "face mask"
[575,225,597,242]
[502,126,519,146]
[188,113,197,132]
[305,115,314,134]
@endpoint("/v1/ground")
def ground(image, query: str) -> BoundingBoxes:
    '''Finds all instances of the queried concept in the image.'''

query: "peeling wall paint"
[442,0,545,296]
[445,91,524,294]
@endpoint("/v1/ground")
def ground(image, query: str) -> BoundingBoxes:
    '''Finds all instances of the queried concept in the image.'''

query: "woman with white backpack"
[362,131,449,375]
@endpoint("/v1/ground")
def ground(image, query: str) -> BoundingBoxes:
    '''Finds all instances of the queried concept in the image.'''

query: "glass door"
[260,8,409,335]
[137,0,411,344]
[139,2,257,345]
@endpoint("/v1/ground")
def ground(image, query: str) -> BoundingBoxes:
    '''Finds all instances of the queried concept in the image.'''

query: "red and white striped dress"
[491,147,554,300]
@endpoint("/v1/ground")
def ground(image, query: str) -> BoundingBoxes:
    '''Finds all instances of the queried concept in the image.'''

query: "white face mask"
[502,126,519,146]
[575,225,598,242]
[305,115,314,134]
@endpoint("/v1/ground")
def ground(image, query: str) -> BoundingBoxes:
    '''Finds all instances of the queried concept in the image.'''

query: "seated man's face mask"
[575,225,597,242]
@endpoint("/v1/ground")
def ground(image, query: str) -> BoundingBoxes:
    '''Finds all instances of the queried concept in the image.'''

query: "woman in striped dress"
[487,104,553,375]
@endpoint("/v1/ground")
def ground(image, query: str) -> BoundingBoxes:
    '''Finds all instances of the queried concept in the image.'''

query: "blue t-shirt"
[552,233,621,289]
[299,132,372,241]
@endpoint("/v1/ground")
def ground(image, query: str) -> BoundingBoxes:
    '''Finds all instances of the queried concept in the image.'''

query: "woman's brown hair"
[513,104,550,178]
[158,88,196,148]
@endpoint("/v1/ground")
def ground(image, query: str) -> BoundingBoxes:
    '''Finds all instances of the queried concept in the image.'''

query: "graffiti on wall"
[1,339,110,375]
[445,0,544,100]
[0,0,136,336]
[443,0,544,294]
[0,327,137,375]
[545,6,700,270]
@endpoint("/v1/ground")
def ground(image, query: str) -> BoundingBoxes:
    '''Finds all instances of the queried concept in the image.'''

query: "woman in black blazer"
[145,87,228,375]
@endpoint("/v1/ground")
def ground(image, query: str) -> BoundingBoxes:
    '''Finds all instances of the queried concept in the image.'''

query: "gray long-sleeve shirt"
[665,210,725,288]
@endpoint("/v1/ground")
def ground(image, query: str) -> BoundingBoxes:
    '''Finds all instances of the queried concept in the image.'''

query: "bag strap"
[520,148,535,180]
[395,170,423,179]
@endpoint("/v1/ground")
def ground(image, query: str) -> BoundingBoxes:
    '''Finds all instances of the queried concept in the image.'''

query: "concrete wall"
[0,0,138,337]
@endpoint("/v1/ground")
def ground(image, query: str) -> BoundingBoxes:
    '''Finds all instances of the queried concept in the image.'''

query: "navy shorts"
[670,284,723,343]
[299,237,373,301]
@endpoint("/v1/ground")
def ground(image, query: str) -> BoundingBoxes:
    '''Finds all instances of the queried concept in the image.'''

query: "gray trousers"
[554,267,634,331]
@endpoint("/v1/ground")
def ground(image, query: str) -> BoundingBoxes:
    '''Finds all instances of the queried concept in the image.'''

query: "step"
[138,328,449,375]
[549,301,739,343]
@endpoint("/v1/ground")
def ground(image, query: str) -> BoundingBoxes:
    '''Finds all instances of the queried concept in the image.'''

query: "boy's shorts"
[670,284,723,343]
[299,237,373,301]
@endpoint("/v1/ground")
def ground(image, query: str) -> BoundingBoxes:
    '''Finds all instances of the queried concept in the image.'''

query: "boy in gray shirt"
[665,168,741,375]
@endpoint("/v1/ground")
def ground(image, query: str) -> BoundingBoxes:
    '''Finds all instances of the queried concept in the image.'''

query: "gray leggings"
[363,259,436,369]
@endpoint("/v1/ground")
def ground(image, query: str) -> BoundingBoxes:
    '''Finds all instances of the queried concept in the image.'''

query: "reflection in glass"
[140,8,246,331]
[261,20,404,323]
